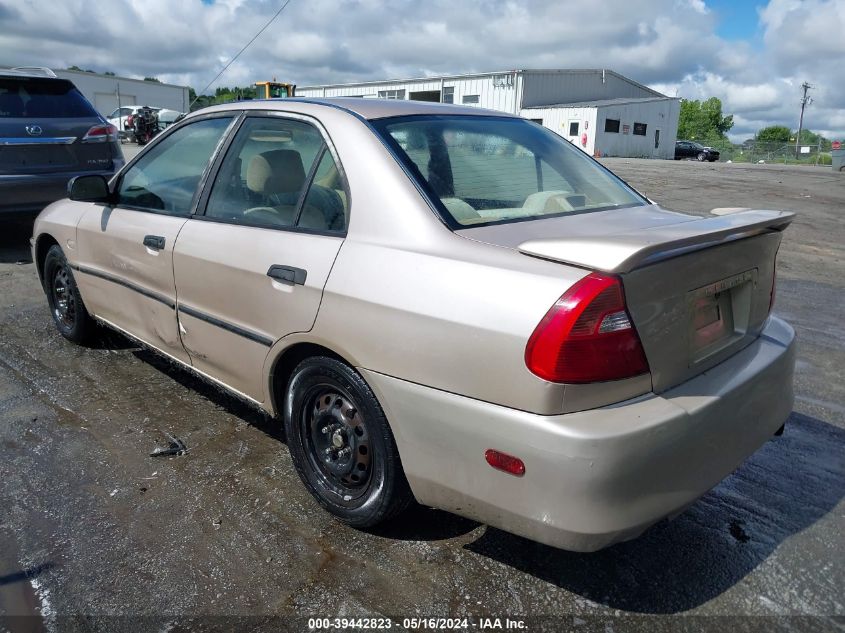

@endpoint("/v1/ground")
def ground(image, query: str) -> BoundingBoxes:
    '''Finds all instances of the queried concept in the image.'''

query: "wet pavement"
[0,160,843,632]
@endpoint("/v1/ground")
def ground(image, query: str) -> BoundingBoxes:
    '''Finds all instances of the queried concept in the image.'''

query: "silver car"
[31,98,795,551]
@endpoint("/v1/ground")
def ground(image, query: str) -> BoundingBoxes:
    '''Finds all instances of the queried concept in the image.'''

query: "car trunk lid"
[461,205,794,393]
[1,76,113,174]
[0,117,113,173]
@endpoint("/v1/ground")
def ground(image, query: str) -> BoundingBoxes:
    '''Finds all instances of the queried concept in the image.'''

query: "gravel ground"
[0,157,842,633]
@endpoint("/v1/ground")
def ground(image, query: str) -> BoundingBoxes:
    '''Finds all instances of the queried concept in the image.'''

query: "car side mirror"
[68,175,111,203]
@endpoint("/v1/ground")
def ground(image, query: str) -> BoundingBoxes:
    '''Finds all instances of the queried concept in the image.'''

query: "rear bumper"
[363,316,795,552]
[0,167,120,216]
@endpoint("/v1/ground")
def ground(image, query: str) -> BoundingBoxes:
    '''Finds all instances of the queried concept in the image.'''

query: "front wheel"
[284,356,413,528]
[697,152,707,161]
[43,245,95,344]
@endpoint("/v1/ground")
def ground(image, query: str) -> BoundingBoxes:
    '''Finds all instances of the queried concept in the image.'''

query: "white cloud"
[0,0,843,140]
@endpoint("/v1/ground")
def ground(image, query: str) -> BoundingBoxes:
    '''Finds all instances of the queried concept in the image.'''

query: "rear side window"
[205,116,348,233]
[0,78,98,118]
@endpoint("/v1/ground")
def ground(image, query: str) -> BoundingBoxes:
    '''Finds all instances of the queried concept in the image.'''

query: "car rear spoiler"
[517,210,795,274]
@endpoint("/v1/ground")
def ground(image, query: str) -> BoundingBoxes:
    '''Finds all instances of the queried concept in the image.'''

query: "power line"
[190,0,294,109]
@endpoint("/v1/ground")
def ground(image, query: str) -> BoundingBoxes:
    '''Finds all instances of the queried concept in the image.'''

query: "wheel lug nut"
[321,425,332,434]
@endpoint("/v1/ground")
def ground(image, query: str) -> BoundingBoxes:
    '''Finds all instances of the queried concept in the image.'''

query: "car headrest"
[246,149,306,195]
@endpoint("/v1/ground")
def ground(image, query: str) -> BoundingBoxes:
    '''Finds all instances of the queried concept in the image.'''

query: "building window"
[633,122,647,136]
[569,121,579,136]
[604,118,620,133]
[442,87,454,104]
[378,89,405,100]
[492,73,514,88]
[462,94,480,105]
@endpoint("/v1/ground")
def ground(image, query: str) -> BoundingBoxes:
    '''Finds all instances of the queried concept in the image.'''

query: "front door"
[74,115,237,362]
[172,113,349,401]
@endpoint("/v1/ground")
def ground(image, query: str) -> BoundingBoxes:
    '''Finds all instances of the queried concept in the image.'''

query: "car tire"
[697,152,707,161]
[284,356,413,528]
[43,245,96,345]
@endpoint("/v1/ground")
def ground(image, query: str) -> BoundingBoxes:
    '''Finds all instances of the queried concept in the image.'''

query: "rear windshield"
[0,78,98,118]
[372,115,646,228]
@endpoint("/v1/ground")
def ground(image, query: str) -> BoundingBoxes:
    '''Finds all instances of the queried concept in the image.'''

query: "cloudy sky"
[1,0,843,141]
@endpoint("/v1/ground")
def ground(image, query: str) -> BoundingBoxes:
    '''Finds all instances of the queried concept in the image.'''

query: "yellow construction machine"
[254,80,296,99]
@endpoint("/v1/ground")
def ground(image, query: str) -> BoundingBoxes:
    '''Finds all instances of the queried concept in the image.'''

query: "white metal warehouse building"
[299,69,680,159]
[52,69,190,119]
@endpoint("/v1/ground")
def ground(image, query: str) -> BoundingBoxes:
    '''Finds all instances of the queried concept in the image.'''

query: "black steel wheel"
[43,245,95,344]
[284,356,413,527]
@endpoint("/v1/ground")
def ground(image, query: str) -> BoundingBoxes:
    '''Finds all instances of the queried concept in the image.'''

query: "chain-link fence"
[702,140,831,165]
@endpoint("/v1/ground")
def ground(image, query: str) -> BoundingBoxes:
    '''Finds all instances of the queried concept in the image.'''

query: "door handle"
[143,235,166,250]
[267,265,307,286]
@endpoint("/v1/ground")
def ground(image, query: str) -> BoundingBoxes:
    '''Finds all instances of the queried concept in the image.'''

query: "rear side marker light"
[769,256,778,315]
[485,449,525,476]
[525,272,649,383]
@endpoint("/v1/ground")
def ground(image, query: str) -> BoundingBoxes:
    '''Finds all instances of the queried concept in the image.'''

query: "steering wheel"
[243,206,283,225]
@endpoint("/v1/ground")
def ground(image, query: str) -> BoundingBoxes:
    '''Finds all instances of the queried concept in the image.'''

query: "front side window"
[205,117,348,232]
[117,116,233,215]
[373,115,646,228]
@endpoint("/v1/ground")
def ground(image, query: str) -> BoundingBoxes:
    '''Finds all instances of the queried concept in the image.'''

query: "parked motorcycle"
[129,106,161,145]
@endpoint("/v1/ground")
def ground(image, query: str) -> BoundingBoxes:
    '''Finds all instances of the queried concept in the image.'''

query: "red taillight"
[525,272,649,383]
[82,124,118,143]
[485,449,525,476]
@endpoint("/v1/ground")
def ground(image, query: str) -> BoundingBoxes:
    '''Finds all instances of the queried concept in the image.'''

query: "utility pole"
[796,81,813,154]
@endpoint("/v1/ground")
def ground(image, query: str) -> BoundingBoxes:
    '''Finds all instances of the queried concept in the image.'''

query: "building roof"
[523,96,676,110]
[197,97,518,121]
[300,69,665,97]
[53,68,189,90]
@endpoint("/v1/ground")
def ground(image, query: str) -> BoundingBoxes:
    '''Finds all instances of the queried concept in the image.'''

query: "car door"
[74,114,237,363]
[172,112,349,401]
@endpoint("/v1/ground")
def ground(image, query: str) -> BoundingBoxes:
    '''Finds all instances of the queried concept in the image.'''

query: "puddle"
[0,527,48,632]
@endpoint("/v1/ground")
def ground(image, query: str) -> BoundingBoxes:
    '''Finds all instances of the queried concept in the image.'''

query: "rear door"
[0,76,114,174]
[172,112,349,401]
[74,114,237,363]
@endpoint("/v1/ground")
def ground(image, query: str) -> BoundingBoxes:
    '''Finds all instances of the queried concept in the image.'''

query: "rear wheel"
[43,245,95,344]
[284,356,413,527]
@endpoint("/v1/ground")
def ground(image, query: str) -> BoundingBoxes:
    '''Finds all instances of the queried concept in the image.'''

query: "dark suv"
[1,67,124,217]
[674,140,720,162]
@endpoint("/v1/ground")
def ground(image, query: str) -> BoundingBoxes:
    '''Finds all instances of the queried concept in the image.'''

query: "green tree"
[144,76,161,83]
[756,125,791,143]
[678,97,734,141]
[794,128,831,149]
